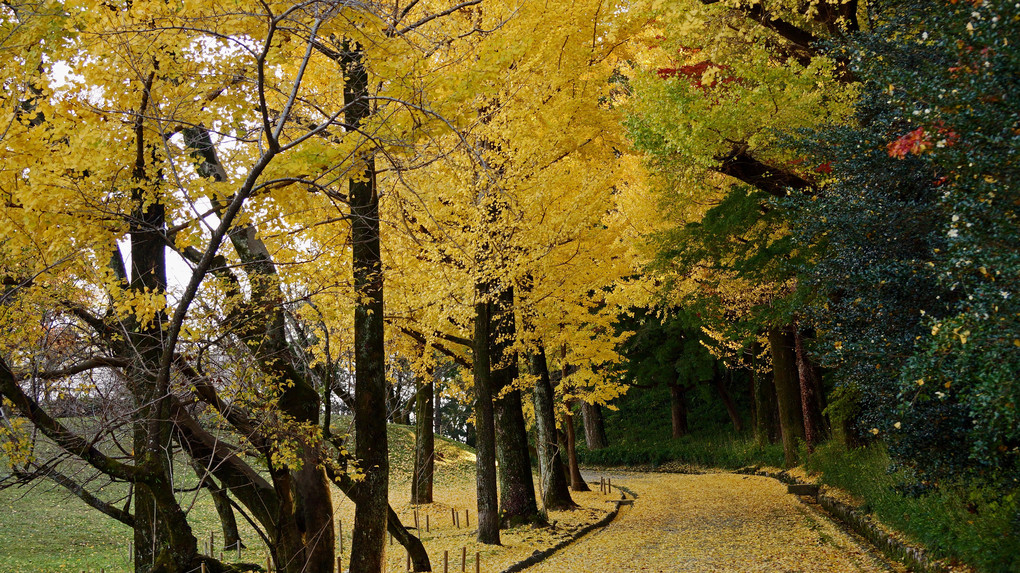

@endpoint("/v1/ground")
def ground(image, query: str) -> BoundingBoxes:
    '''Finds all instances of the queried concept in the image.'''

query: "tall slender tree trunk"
[581,402,608,450]
[769,326,805,467]
[562,408,590,492]
[344,40,389,573]
[411,372,434,504]
[530,345,575,511]
[668,382,689,439]
[472,287,501,545]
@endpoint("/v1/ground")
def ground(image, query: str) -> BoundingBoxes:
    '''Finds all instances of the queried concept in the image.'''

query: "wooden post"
[338,556,343,572]
[444,550,449,573]
[339,519,344,556]
[426,514,430,533]
[201,562,207,573]
[461,547,466,571]
[608,477,612,492]
[475,552,480,573]
[451,508,457,527]
[465,509,470,527]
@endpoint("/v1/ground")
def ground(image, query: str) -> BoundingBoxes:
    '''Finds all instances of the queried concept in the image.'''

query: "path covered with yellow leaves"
[525,472,901,573]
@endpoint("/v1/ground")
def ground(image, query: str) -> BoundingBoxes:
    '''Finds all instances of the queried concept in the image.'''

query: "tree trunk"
[411,373,434,505]
[668,382,689,439]
[794,326,827,452]
[562,408,590,492]
[128,104,200,572]
[768,326,805,467]
[191,462,243,550]
[581,402,608,450]
[472,287,501,545]
[490,286,540,527]
[530,345,575,511]
[344,40,389,573]
[714,367,743,433]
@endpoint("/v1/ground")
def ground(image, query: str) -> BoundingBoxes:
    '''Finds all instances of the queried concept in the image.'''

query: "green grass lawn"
[0,421,475,573]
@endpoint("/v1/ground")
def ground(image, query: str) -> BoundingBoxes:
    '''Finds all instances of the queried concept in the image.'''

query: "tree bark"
[562,408,590,492]
[344,40,389,573]
[668,382,689,439]
[490,286,540,527]
[753,368,782,446]
[472,287,501,545]
[581,402,608,450]
[794,326,827,452]
[411,372,435,504]
[530,345,575,511]
[768,326,805,467]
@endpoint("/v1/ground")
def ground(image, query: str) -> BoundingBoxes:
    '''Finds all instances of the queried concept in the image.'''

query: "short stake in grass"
[475,552,480,573]
[444,550,449,573]
[461,547,466,571]
[426,513,430,532]
[465,509,470,527]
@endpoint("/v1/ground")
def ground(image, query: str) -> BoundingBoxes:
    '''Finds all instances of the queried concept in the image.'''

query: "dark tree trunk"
[794,326,827,452]
[668,382,689,439]
[769,326,805,467]
[191,462,243,550]
[472,287,501,545]
[714,367,743,433]
[562,408,590,492]
[344,40,389,573]
[411,373,435,504]
[753,369,782,446]
[128,95,200,572]
[581,402,608,450]
[530,345,575,511]
[490,286,540,527]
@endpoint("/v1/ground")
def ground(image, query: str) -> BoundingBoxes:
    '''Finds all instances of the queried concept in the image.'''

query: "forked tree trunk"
[530,345,575,510]
[581,402,608,450]
[411,373,434,504]
[769,326,805,467]
[344,40,389,573]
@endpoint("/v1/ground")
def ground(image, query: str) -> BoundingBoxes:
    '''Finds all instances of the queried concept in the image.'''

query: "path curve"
[523,472,903,573]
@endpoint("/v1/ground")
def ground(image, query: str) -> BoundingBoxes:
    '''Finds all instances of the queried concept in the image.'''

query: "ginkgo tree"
[0,1,503,572]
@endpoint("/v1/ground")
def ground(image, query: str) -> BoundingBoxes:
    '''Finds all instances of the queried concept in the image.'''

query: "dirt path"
[524,472,902,573]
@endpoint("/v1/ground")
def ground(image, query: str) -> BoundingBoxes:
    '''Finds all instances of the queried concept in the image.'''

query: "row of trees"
[0,1,653,572]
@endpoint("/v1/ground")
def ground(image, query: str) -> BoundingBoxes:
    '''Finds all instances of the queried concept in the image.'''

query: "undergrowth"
[806,441,1020,573]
